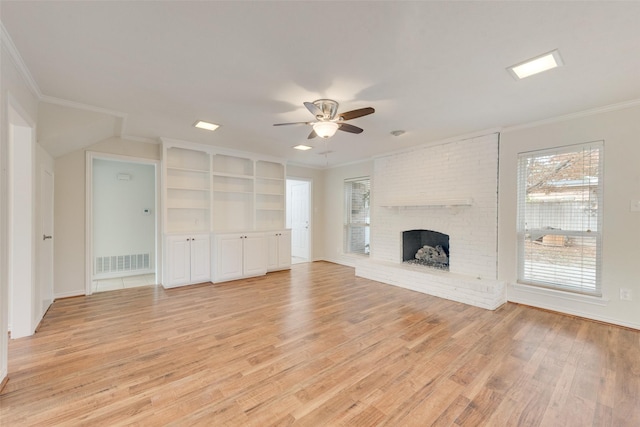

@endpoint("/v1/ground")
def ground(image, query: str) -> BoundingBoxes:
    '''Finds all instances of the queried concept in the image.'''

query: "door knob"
[43,235,52,240]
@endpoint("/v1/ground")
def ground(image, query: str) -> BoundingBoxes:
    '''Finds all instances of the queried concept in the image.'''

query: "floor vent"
[95,253,150,275]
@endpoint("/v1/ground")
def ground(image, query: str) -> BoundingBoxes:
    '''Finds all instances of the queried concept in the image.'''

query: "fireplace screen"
[402,229,449,270]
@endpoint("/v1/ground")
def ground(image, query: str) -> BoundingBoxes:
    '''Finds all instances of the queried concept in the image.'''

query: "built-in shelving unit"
[164,147,210,233]
[255,160,285,231]
[162,140,287,234]
[211,154,254,231]
[161,139,291,288]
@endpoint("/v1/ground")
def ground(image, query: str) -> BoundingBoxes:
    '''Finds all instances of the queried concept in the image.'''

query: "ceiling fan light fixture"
[313,121,339,138]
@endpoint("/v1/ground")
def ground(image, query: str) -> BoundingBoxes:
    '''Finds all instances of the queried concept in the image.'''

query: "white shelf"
[256,191,284,196]
[212,190,253,195]
[256,176,284,181]
[379,198,473,208]
[212,172,254,179]
[167,166,209,174]
[167,186,209,192]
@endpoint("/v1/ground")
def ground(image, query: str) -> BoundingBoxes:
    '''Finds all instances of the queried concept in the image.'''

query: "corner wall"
[0,25,41,385]
[54,137,160,298]
[321,160,374,267]
[499,104,640,329]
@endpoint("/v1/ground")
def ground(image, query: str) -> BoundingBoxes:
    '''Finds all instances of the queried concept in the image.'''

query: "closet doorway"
[86,153,160,294]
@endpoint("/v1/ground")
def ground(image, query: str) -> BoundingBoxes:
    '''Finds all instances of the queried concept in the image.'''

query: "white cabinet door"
[277,230,292,269]
[266,230,291,272]
[190,234,211,283]
[165,235,191,287]
[214,233,244,282]
[243,233,267,277]
[266,233,279,271]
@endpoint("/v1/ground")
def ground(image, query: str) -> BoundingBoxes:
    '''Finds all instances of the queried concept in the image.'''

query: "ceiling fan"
[274,99,375,139]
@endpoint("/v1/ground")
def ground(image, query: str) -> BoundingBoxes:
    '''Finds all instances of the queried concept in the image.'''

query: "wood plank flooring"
[1,261,639,426]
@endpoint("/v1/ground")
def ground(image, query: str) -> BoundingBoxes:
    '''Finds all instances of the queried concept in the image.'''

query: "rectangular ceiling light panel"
[194,120,220,131]
[508,49,563,80]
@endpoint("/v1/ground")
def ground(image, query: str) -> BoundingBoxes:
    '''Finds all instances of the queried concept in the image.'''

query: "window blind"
[344,177,371,255]
[517,141,603,296]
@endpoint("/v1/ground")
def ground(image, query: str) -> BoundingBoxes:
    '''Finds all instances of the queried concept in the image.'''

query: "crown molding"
[0,20,42,99]
[502,98,640,133]
[40,95,127,118]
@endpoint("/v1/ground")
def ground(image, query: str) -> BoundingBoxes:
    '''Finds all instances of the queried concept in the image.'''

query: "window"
[517,141,603,296]
[344,177,370,255]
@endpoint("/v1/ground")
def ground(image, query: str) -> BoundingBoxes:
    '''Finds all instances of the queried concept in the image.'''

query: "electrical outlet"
[620,288,633,301]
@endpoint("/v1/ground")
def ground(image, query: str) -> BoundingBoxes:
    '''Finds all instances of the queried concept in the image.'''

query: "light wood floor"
[1,262,638,426]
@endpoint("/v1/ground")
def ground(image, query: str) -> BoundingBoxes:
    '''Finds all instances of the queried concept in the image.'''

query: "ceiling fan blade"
[338,107,375,121]
[273,122,311,126]
[304,102,322,118]
[307,129,318,139]
[338,123,364,134]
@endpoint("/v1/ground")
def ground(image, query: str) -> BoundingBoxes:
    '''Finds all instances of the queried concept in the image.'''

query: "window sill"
[512,282,610,306]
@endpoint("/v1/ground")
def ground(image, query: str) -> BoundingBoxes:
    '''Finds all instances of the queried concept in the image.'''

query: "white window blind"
[344,177,370,255]
[517,141,603,296]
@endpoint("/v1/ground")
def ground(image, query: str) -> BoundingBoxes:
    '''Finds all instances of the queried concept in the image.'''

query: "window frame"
[344,177,371,256]
[516,141,603,296]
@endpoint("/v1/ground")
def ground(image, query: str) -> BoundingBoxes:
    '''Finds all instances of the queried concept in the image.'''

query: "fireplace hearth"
[402,229,449,270]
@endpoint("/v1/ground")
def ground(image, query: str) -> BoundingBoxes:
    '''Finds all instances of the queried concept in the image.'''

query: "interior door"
[290,180,310,260]
[39,167,54,316]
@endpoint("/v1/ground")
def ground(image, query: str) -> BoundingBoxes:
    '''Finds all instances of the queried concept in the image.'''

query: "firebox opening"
[402,229,450,270]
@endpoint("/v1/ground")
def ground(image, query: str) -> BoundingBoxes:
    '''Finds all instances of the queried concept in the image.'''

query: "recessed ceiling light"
[507,49,563,80]
[193,120,220,131]
[293,144,312,151]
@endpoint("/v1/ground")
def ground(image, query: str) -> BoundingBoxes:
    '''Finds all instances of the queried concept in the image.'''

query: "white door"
[190,234,211,283]
[39,168,54,315]
[289,180,310,261]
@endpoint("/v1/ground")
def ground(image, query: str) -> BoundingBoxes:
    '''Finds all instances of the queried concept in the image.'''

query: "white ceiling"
[2,1,640,167]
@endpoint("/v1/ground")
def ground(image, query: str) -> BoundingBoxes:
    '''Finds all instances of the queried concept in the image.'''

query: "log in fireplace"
[402,229,449,270]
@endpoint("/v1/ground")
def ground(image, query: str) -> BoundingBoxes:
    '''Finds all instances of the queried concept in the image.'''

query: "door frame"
[286,177,312,262]
[85,151,161,295]
[7,97,36,338]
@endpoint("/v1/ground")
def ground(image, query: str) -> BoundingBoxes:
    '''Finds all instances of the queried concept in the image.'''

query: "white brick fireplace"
[356,133,506,310]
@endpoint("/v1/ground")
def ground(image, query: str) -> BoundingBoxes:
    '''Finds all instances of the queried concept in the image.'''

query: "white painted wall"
[499,104,640,329]
[54,137,160,298]
[321,160,374,267]
[92,158,155,274]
